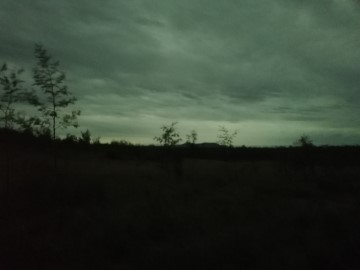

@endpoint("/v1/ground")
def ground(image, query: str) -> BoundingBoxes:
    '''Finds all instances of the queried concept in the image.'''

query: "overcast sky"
[1,0,360,145]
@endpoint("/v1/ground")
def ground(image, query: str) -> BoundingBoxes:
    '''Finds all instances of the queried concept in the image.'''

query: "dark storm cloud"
[1,0,360,144]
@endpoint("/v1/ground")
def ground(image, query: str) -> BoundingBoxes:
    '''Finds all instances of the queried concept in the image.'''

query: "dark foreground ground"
[1,135,360,269]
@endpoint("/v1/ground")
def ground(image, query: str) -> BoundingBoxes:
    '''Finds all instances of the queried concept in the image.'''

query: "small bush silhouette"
[217,126,237,147]
[79,129,91,145]
[185,130,198,145]
[64,133,78,143]
[293,135,314,147]
[154,122,182,146]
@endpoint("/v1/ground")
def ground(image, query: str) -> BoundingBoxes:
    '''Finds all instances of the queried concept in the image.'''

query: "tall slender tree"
[33,44,80,140]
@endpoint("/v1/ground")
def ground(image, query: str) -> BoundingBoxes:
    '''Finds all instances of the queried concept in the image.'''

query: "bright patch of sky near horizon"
[1,0,360,145]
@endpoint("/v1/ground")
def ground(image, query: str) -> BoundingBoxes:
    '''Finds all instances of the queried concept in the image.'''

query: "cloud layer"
[1,0,360,145]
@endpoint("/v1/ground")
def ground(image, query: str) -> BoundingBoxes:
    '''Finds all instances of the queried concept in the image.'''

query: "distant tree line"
[153,122,239,147]
[153,122,314,148]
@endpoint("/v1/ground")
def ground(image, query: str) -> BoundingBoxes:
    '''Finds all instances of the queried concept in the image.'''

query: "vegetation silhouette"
[79,129,91,145]
[154,122,182,146]
[0,63,34,192]
[0,63,25,129]
[33,44,80,140]
[185,129,198,146]
[293,134,314,148]
[217,126,237,147]
[1,44,82,183]
[32,44,81,175]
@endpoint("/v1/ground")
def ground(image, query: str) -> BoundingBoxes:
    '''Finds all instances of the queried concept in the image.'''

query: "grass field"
[1,136,360,269]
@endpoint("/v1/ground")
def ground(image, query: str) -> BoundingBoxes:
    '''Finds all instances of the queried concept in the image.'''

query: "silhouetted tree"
[217,126,237,147]
[64,133,78,144]
[33,44,80,141]
[79,129,91,145]
[78,129,101,145]
[186,130,198,145]
[0,63,25,129]
[92,136,101,145]
[293,135,314,147]
[154,122,182,146]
